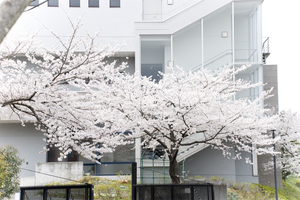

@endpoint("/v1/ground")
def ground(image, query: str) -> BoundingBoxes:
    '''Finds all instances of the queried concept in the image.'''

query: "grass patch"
[227,177,300,200]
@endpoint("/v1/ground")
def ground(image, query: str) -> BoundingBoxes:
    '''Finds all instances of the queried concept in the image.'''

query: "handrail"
[191,49,258,72]
[262,37,270,53]
[191,49,232,72]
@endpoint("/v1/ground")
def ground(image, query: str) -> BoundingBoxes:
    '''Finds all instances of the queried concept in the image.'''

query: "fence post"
[43,189,47,200]
[90,185,94,200]
[66,188,70,200]
[132,162,137,200]
[190,186,194,200]
[211,184,215,200]
[20,188,24,200]
[151,186,154,200]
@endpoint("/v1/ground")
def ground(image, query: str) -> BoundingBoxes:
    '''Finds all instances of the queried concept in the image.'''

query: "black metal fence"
[131,162,215,200]
[20,184,94,200]
[132,184,214,200]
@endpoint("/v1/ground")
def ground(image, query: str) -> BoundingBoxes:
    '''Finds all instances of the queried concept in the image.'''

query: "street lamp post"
[272,130,279,200]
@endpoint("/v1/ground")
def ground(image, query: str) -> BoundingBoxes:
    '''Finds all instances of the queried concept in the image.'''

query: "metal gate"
[20,184,93,200]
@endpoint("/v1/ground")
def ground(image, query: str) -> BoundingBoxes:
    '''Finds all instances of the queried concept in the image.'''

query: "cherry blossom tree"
[96,65,278,184]
[0,21,279,184]
[274,110,300,180]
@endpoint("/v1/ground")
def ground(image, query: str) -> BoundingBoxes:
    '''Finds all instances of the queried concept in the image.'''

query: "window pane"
[29,0,39,6]
[70,0,80,7]
[110,0,120,7]
[89,0,99,7]
[48,0,58,7]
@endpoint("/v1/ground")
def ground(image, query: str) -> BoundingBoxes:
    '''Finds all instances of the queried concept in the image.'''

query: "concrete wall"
[234,151,258,183]
[35,162,83,185]
[263,65,279,111]
[258,64,282,188]
[185,146,259,183]
[185,147,236,180]
[0,123,46,178]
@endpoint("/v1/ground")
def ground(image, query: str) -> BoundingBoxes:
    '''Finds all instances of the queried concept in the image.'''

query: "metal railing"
[133,184,215,200]
[20,184,94,200]
[262,37,270,54]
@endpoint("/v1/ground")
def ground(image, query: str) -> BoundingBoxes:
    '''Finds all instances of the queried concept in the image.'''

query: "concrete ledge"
[35,162,83,186]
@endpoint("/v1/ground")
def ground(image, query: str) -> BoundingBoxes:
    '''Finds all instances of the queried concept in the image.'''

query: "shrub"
[0,145,23,199]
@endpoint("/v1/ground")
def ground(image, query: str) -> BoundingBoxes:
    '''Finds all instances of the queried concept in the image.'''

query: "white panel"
[143,0,162,21]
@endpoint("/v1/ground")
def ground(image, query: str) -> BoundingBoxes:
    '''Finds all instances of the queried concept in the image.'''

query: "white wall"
[0,123,46,178]
[203,4,232,71]
[173,20,202,71]
[9,0,142,52]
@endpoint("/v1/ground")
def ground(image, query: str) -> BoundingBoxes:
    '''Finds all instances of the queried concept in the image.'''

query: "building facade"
[0,0,280,186]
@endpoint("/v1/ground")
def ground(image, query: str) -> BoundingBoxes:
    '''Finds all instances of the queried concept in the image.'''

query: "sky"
[262,0,300,112]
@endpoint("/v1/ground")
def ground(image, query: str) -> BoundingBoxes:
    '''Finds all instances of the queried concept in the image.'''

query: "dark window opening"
[68,150,79,162]
[110,0,120,7]
[70,0,80,7]
[89,0,99,7]
[48,0,58,7]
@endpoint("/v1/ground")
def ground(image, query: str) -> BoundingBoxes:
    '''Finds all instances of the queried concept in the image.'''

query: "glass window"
[110,0,120,7]
[48,0,58,7]
[29,0,39,6]
[89,0,99,7]
[70,0,80,7]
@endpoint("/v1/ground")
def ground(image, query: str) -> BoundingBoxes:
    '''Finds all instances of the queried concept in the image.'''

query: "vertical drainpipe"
[135,33,142,182]
[141,151,145,184]
[171,34,173,68]
[253,3,263,177]
[141,0,144,21]
[163,155,166,184]
[232,2,235,66]
[135,137,141,183]
[232,2,235,102]
[182,159,186,179]
[201,18,204,68]
[152,153,155,184]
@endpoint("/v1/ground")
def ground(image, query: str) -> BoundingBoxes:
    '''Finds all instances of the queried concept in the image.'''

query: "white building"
[0,0,280,187]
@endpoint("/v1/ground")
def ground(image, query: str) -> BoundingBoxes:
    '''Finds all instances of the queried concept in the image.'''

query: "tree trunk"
[169,155,180,184]
[0,0,32,44]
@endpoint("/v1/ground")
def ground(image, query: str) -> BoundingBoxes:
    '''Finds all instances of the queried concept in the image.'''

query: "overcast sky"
[262,0,300,112]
